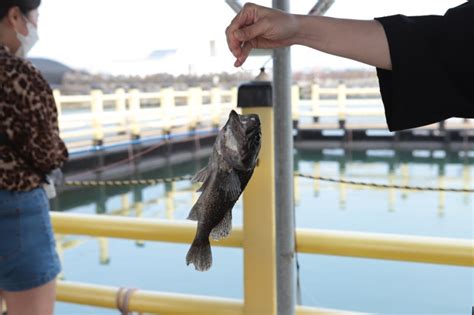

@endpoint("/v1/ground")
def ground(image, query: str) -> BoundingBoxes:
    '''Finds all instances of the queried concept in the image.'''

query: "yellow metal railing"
[53,83,473,314]
[51,213,474,268]
[57,281,358,315]
[51,213,472,314]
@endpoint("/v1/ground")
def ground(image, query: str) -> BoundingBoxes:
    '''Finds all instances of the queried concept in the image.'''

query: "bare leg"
[3,279,56,315]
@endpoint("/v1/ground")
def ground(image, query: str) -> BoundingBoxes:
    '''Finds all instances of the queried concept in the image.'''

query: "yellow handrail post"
[98,237,110,265]
[401,163,409,199]
[211,87,222,128]
[91,89,104,146]
[339,161,347,210]
[294,175,300,206]
[188,87,202,130]
[121,194,130,216]
[463,164,471,205]
[311,83,320,123]
[128,89,141,140]
[438,165,446,217]
[337,82,347,129]
[133,185,145,246]
[165,182,176,220]
[161,87,176,134]
[230,87,238,109]
[292,84,300,129]
[388,164,396,212]
[238,80,277,315]
[114,88,127,135]
[313,161,320,196]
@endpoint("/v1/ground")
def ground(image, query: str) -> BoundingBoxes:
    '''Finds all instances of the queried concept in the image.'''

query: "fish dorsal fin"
[192,166,210,183]
[210,210,232,240]
[222,169,241,200]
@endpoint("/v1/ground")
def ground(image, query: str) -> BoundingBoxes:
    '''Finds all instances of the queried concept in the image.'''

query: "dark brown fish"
[186,110,261,271]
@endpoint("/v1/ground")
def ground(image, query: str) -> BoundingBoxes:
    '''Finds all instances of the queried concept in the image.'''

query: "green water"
[54,148,473,314]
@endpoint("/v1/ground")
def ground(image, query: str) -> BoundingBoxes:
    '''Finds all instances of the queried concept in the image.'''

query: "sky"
[30,0,466,75]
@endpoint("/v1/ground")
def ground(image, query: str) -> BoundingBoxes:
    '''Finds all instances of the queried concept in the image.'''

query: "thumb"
[234,20,268,42]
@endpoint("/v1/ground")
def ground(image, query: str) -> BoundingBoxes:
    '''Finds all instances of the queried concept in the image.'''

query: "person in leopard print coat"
[0,44,68,191]
[0,1,68,314]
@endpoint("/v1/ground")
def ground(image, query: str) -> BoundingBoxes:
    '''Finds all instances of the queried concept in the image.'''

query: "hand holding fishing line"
[226,2,392,70]
[226,3,299,67]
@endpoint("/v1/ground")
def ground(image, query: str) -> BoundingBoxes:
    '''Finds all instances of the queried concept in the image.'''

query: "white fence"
[54,84,472,150]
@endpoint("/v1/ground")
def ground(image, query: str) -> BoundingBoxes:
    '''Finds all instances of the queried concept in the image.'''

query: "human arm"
[225,3,391,70]
[3,60,68,175]
[227,2,474,131]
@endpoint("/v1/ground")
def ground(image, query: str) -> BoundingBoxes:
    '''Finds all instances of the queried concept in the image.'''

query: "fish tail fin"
[186,238,212,271]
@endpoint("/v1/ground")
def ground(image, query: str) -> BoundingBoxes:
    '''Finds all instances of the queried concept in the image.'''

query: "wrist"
[291,15,327,49]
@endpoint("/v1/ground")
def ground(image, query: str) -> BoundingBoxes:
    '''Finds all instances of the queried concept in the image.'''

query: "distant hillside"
[28,58,73,87]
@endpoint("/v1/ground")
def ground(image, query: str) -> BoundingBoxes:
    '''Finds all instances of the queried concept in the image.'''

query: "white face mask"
[15,17,39,58]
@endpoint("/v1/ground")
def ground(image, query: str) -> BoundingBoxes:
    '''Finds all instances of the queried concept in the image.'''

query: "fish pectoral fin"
[192,166,210,183]
[223,170,241,200]
[210,211,232,240]
[196,179,209,193]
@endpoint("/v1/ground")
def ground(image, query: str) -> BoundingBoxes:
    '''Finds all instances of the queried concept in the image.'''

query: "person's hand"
[225,3,299,67]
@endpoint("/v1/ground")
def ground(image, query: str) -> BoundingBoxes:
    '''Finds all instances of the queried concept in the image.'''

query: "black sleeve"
[375,2,474,131]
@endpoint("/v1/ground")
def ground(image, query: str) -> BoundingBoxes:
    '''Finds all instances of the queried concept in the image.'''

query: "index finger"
[225,3,258,57]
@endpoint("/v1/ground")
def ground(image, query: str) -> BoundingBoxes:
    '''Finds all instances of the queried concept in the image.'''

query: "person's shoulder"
[1,54,50,93]
[4,54,44,79]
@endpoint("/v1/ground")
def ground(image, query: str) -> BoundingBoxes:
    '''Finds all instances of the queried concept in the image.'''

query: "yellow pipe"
[296,305,363,315]
[56,281,358,315]
[296,228,474,267]
[51,212,242,248]
[57,281,243,315]
[50,213,474,267]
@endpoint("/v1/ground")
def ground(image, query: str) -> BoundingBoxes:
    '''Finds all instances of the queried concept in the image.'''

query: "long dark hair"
[0,0,41,20]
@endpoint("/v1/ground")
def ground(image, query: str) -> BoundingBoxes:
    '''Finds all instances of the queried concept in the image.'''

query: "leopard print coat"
[0,44,68,191]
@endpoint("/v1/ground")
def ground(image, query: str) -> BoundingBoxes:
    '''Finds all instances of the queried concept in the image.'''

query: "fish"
[186,110,261,271]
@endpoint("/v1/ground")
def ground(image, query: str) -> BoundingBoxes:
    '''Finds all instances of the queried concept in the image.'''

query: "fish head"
[218,110,261,171]
[239,112,261,170]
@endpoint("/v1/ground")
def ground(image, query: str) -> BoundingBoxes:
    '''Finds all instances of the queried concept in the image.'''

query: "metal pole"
[225,0,242,13]
[272,0,296,314]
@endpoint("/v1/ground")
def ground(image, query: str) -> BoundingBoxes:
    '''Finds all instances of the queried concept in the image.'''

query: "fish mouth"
[229,110,240,122]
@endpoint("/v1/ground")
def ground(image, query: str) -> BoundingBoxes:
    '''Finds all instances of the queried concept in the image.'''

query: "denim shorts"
[0,187,61,291]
